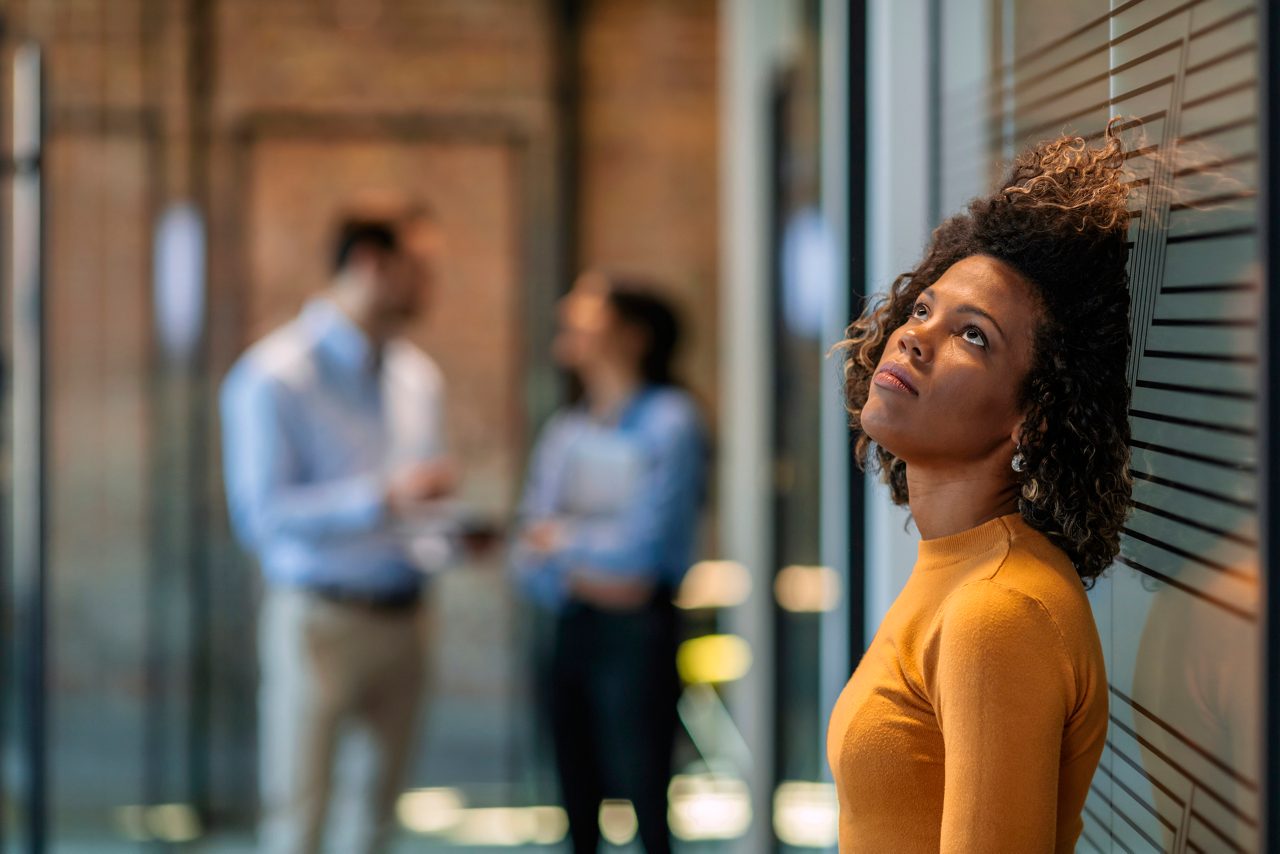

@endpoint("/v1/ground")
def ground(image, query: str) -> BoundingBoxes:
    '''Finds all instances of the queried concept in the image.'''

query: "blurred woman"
[511,273,707,854]
[828,124,1134,851]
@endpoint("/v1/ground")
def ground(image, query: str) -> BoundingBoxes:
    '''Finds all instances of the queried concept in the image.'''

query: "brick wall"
[7,0,720,484]
[3,0,721,824]
[578,0,720,415]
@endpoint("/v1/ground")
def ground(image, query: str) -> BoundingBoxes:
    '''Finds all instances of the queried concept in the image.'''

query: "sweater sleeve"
[924,579,1075,854]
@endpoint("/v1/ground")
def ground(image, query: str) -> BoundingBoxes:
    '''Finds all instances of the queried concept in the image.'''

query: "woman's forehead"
[929,256,1039,318]
[925,255,1042,350]
[931,255,1030,297]
[559,287,609,322]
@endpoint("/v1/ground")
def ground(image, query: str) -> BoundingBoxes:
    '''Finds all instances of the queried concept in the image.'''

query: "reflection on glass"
[1132,532,1259,851]
[933,0,1265,851]
[770,1,834,817]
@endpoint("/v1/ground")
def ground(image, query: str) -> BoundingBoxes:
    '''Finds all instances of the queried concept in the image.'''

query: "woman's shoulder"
[944,519,1102,660]
[637,386,705,434]
[931,571,1100,683]
[935,576,1064,643]
[998,520,1094,608]
[531,406,590,454]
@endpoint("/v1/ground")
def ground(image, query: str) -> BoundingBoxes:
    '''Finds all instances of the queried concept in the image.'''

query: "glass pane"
[937,0,1264,849]
[3,38,46,854]
[769,0,846,849]
[45,128,162,846]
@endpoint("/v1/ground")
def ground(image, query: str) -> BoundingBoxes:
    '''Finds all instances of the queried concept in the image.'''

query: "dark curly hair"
[839,121,1134,586]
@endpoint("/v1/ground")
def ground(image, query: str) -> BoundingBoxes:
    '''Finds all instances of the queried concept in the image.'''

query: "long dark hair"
[603,279,683,387]
[563,273,685,406]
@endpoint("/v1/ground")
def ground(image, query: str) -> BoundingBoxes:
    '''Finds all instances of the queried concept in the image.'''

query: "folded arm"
[558,406,705,578]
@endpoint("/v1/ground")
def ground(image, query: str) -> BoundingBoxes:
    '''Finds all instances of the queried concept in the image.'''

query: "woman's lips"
[873,364,918,395]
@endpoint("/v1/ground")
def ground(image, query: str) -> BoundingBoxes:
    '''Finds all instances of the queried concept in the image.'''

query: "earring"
[1011,448,1026,473]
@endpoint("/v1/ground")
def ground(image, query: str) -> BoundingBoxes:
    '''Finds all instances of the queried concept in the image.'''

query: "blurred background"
[0,0,1272,852]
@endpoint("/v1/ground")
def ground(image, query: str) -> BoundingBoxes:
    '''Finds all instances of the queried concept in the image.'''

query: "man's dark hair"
[331,218,399,274]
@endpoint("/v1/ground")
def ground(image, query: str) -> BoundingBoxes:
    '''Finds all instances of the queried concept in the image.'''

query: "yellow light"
[774,564,841,613]
[599,799,638,845]
[448,806,568,846]
[668,773,752,840]
[677,634,753,684]
[397,791,567,845]
[676,559,753,609]
[111,804,202,843]
[113,806,150,842]
[397,787,465,835]
[147,804,202,843]
[451,808,537,846]
[528,806,570,845]
[773,781,838,847]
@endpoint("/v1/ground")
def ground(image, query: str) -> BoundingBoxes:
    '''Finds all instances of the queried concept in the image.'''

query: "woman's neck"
[905,460,1019,541]
[581,365,644,420]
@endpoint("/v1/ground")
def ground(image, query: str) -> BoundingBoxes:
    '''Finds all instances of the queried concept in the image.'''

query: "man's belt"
[308,585,422,613]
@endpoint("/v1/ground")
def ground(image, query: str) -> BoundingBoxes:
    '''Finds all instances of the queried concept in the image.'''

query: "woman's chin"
[860,402,892,447]
[862,413,913,462]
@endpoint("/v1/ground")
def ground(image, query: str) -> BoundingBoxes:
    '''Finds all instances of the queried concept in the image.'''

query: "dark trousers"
[550,597,680,854]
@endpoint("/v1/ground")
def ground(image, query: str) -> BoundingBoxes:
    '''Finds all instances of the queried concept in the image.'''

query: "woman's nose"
[898,326,932,362]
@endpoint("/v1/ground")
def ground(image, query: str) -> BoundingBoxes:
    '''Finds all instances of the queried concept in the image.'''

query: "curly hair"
[840,121,1134,586]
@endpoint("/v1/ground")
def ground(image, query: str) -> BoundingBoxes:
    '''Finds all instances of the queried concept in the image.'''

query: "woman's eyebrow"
[955,304,1005,339]
[921,287,1005,340]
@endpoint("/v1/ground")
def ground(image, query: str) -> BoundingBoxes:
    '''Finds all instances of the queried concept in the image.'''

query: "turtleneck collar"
[915,512,1026,570]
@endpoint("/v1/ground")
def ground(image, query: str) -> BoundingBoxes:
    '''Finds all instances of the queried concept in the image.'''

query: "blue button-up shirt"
[510,386,708,611]
[220,298,450,595]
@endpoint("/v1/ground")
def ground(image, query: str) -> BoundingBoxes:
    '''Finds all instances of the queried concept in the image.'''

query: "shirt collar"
[301,297,383,378]
[580,383,656,430]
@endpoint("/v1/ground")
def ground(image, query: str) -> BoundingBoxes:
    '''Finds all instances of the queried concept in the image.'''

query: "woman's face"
[861,254,1041,469]
[552,278,638,375]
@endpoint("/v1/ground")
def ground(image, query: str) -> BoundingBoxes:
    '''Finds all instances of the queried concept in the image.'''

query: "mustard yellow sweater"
[827,513,1107,852]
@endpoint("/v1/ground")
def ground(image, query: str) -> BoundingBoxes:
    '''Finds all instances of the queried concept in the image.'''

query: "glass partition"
[933,1,1265,849]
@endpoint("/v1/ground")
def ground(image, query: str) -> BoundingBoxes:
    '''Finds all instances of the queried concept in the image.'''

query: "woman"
[511,272,707,854]
[827,125,1133,852]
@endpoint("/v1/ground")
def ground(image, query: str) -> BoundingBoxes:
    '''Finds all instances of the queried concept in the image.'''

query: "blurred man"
[221,204,453,854]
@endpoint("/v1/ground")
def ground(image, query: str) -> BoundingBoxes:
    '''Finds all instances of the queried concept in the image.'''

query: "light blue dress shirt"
[220,298,449,595]
[510,386,708,611]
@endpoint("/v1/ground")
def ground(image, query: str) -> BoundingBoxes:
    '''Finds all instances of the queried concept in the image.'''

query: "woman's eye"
[962,326,988,348]
[911,303,928,319]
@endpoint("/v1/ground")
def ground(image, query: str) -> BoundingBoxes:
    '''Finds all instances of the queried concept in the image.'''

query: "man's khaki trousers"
[258,588,428,854]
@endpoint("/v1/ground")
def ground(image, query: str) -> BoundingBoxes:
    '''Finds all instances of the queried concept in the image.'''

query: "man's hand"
[387,458,459,517]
